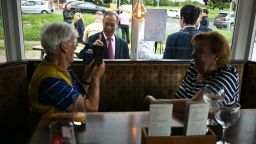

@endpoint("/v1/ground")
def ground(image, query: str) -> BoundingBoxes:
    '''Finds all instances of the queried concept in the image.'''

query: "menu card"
[148,104,173,136]
[184,102,209,136]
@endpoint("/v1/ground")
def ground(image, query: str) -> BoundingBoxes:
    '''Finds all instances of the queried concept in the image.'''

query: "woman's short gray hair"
[40,22,78,55]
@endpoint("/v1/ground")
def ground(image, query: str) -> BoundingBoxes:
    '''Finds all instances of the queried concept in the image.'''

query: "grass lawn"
[22,13,95,41]
[0,13,95,50]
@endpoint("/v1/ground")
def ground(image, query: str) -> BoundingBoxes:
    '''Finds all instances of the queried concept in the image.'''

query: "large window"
[18,0,239,61]
[251,32,256,61]
[136,0,237,60]
[0,1,5,63]
[3,0,256,63]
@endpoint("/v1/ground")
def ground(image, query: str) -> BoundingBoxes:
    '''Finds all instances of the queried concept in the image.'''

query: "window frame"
[1,0,256,62]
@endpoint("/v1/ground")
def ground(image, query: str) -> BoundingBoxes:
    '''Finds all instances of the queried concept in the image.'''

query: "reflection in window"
[138,1,237,60]
[0,2,6,63]
[251,33,256,61]
[20,1,238,61]
[24,2,35,6]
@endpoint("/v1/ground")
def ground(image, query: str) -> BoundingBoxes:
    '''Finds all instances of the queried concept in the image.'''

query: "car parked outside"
[70,2,107,14]
[213,12,235,29]
[21,0,54,14]
[62,0,84,9]
[120,4,132,12]
[167,9,180,19]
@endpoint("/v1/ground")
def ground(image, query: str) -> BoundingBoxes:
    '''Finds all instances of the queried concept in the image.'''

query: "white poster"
[144,9,167,41]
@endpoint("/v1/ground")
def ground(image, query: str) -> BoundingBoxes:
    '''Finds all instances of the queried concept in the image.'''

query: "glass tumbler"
[49,120,76,144]
[72,96,86,127]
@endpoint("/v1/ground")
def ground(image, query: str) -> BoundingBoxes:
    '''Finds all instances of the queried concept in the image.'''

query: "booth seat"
[70,61,245,112]
[0,60,252,143]
[0,61,30,143]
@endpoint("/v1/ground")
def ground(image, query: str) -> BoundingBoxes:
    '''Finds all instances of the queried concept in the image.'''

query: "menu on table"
[184,102,209,136]
[148,104,173,136]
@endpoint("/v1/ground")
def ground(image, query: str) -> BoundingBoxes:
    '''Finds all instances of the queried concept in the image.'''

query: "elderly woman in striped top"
[146,31,240,111]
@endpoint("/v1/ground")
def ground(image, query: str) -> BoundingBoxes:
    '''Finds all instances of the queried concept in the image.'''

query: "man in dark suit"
[163,5,200,59]
[80,11,130,59]
[197,24,212,32]
[200,9,209,28]
[196,8,212,32]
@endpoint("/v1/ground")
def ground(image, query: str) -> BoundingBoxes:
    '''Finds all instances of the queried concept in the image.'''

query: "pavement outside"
[0,40,42,62]
[0,50,42,62]
[0,41,87,63]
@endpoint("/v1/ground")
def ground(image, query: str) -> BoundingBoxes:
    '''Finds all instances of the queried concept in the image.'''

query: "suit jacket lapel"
[100,32,109,59]
[101,32,107,46]
[115,35,120,59]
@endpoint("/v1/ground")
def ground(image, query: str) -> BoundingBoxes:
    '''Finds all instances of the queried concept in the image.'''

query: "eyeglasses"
[68,39,78,47]
[74,40,78,47]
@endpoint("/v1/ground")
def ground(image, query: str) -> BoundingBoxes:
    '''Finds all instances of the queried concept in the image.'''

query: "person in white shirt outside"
[118,8,131,44]
[138,20,162,60]
[83,11,104,43]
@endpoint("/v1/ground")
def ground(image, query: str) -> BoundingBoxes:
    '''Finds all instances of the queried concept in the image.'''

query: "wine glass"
[214,103,241,144]
[203,84,224,126]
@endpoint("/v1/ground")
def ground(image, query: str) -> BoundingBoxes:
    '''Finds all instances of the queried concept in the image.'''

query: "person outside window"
[83,11,103,43]
[63,2,74,24]
[115,7,122,36]
[138,20,162,60]
[200,9,209,28]
[74,12,85,44]
[196,8,212,32]
[118,8,131,44]
[163,5,200,59]
[80,11,130,59]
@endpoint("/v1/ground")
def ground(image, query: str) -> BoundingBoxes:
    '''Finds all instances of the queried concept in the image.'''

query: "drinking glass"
[203,84,224,126]
[214,103,241,144]
[49,120,76,144]
[73,96,86,127]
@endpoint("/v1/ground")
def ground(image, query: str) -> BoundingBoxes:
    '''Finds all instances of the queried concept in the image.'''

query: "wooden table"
[30,109,256,144]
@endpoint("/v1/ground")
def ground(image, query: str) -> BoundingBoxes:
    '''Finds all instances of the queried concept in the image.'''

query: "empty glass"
[214,102,241,144]
[203,84,224,126]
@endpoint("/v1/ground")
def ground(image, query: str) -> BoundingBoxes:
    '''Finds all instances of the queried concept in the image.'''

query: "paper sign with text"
[148,104,173,136]
[184,102,209,136]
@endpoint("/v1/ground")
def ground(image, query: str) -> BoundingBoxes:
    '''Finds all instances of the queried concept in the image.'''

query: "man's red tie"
[107,37,114,59]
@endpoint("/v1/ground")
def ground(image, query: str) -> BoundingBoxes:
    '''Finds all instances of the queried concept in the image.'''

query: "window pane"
[21,0,104,60]
[136,1,237,60]
[0,2,6,63]
[20,0,238,61]
[22,0,56,60]
[251,33,256,61]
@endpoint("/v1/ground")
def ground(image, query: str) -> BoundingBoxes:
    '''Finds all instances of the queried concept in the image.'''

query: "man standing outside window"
[196,8,212,32]
[83,11,104,43]
[200,9,209,28]
[63,2,74,24]
[163,5,200,59]
[80,11,130,59]
[118,8,131,44]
